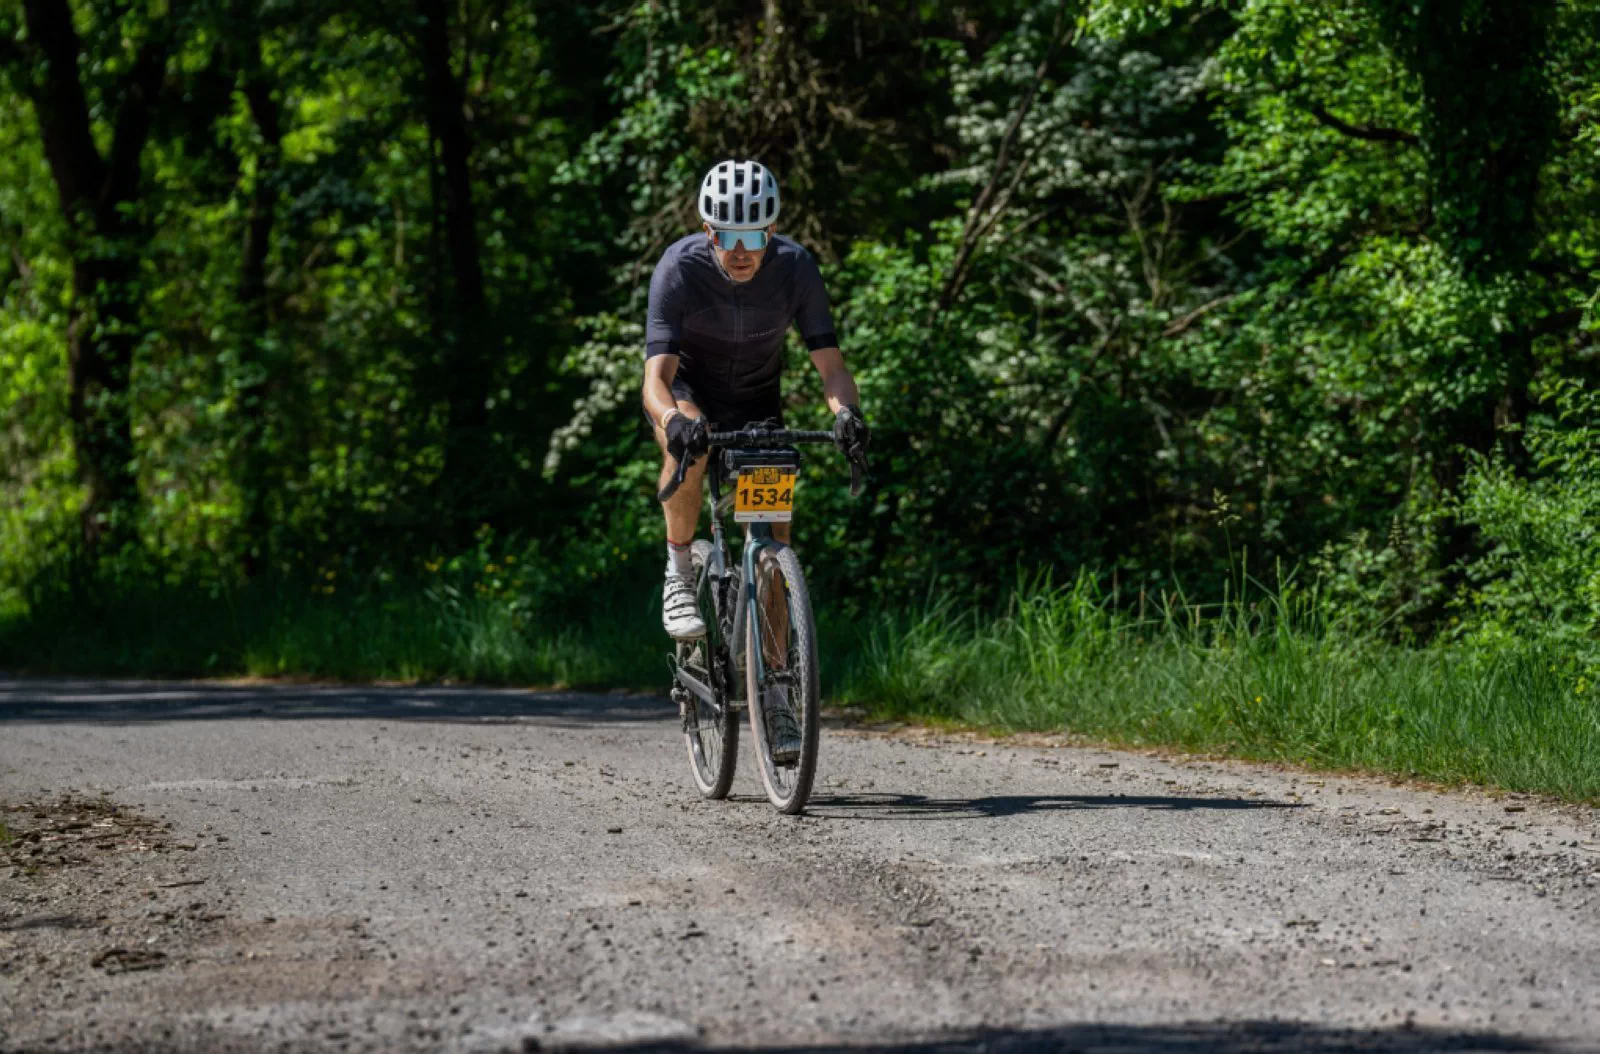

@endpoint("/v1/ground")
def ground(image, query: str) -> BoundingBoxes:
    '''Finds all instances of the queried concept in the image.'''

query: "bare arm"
[642,355,682,430]
[810,347,860,415]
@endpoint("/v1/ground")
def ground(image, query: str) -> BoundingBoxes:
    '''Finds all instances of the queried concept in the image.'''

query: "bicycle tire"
[680,540,739,798]
[744,544,820,814]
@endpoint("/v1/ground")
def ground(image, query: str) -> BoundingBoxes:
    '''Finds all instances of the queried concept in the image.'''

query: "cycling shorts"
[646,378,784,436]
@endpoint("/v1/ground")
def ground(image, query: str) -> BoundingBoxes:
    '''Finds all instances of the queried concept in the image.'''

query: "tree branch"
[1306,103,1419,146]
[943,121,1060,300]
[1162,294,1237,338]
[933,13,1080,320]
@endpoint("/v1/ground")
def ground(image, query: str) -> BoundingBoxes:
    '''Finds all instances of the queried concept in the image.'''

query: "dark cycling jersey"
[645,233,838,410]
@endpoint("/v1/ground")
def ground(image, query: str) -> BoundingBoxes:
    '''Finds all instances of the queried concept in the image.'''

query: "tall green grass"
[836,574,1600,801]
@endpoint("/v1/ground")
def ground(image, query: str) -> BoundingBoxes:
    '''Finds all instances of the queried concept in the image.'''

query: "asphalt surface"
[2,676,1598,1053]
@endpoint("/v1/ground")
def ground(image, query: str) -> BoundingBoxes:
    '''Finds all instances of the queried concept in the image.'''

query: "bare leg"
[759,519,794,669]
[759,492,794,663]
[653,399,708,546]
[759,555,791,668]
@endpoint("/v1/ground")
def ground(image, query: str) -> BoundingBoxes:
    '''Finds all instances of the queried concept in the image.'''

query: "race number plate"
[734,465,797,523]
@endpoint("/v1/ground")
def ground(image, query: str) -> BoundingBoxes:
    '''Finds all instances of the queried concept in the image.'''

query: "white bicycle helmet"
[698,159,781,229]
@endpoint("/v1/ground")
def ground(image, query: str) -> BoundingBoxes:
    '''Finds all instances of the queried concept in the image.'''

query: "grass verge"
[3,571,1595,803]
[833,575,1600,803]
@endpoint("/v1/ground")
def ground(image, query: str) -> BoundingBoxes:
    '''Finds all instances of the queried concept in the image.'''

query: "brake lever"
[656,453,694,503]
[849,454,868,499]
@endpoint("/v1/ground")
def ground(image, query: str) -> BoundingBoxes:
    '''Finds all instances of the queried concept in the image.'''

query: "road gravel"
[2,676,1598,1053]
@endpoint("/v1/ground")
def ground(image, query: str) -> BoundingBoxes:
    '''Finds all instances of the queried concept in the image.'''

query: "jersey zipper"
[729,283,743,395]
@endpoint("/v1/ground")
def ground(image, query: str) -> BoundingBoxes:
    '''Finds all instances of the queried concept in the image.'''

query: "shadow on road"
[806,791,1303,819]
[569,1021,1551,1053]
[0,676,672,727]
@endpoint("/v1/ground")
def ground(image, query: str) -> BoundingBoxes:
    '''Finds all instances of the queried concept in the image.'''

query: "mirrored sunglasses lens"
[715,229,767,251]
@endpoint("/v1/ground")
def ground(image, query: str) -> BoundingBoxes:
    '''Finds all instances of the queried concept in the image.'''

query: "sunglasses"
[710,227,770,252]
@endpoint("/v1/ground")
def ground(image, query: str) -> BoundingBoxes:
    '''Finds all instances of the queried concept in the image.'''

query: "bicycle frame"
[702,446,797,705]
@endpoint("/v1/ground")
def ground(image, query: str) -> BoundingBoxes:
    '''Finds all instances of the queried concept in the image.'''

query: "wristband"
[659,407,683,432]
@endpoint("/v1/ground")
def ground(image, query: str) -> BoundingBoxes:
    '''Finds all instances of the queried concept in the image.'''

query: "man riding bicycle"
[642,160,869,756]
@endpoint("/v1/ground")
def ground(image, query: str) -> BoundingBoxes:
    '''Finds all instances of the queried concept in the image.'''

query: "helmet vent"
[766,198,775,219]
[704,195,712,216]
[734,193,745,224]
[734,167,745,188]
[718,178,727,195]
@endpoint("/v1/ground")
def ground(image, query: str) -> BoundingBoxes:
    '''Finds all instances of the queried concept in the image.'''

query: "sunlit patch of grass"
[833,572,1600,803]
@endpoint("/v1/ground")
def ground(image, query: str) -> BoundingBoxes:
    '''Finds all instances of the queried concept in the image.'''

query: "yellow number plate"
[734,466,797,523]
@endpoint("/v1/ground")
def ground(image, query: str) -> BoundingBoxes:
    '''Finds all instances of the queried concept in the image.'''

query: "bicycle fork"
[738,523,777,704]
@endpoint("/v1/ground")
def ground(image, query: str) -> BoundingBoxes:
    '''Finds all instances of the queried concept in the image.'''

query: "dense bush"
[1455,383,1600,676]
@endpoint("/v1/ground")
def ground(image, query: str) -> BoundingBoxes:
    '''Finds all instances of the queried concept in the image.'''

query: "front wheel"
[680,540,738,798]
[745,544,820,814]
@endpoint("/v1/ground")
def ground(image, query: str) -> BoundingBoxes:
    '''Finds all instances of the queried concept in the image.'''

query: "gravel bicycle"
[657,424,865,814]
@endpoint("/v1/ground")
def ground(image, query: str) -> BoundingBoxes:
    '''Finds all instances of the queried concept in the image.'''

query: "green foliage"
[1454,382,1600,673]
[1,0,1599,778]
[1359,0,1557,272]
[0,526,664,686]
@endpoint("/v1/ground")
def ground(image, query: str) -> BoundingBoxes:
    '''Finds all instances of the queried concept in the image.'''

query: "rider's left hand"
[833,404,869,460]
[666,413,710,464]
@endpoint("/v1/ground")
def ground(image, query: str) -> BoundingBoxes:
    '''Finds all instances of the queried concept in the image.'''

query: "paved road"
[2,677,1598,1053]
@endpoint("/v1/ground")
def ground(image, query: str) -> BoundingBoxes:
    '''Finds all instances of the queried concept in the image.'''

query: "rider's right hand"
[666,413,710,464]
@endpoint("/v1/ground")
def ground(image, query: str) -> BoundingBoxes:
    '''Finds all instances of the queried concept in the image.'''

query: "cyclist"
[642,160,869,757]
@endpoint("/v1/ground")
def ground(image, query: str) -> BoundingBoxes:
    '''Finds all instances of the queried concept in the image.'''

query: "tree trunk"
[65,251,141,553]
[415,0,490,506]
[16,0,178,556]
[237,28,284,578]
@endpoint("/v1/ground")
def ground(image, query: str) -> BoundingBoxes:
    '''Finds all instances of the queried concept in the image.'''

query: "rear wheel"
[679,540,738,798]
[745,543,820,814]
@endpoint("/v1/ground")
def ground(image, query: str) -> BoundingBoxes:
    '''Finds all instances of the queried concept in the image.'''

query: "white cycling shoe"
[663,574,706,639]
[763,685,802,765]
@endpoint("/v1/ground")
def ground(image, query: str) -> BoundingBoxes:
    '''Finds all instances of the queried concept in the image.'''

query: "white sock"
[666,539,694,578]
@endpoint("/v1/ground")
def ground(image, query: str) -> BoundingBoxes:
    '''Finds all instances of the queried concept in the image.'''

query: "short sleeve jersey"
[645,233,838,408]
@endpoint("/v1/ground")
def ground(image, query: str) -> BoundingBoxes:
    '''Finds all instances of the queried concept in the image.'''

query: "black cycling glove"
[665,413,709,464]
[833,404,870,460]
